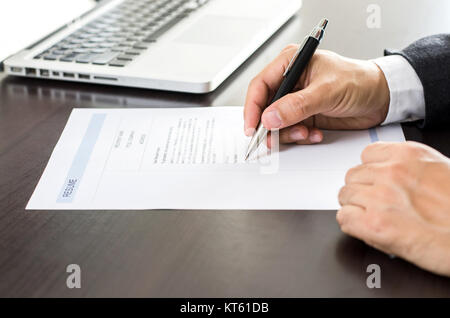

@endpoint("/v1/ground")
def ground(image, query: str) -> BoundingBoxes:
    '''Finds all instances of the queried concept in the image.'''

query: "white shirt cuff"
[372,55,425,125]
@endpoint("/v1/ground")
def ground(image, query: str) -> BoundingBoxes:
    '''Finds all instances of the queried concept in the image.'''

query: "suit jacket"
[385,34,450,128]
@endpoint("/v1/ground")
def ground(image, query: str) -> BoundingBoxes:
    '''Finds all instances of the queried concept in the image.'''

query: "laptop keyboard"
[34,0,208,67]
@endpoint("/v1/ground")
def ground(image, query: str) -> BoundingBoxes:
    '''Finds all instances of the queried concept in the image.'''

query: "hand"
[337,141,450,276]
[244,47,390,147]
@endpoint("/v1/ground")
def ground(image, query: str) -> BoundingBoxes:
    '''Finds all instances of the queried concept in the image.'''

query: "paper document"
[27,107,405,210]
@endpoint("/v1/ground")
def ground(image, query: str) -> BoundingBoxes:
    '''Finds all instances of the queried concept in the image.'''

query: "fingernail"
[310,131,322,143]
[245,127,255,136]
[263,110,282,128]
[290,129,305,141]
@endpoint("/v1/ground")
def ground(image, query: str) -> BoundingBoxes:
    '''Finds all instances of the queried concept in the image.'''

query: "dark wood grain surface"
[1,0,450,297]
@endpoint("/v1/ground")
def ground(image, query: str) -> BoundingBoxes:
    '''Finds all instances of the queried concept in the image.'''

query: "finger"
[336,205,366,238]
[279,124,309,143]
[267,126,323,148]
[295,128,323,144]
[337,206,398,254]
[244,47,299,135]
[361,142,394,163]
[261,83,329,130]
[338,184,373,208]
[243,78,267,136]
[345,163,378,185]
[279,125,324,144]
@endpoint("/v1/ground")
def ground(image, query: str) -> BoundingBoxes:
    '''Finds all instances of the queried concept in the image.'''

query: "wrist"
[423,227,450,277]
[368,61,390,124]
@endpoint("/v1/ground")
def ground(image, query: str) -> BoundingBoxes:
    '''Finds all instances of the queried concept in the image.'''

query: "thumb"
[261,84,329,129]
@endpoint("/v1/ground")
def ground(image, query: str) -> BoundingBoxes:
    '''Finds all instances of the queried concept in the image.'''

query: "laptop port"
[63,72,75,78]
[25,68,36,76]
[93,76,117,81]
[10,67,23,73]
[40,69,49,77]
[52,71,60,76]
[78,74,90,80]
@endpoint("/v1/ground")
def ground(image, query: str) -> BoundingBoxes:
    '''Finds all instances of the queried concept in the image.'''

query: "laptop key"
[76,53,99,63]
[114,32,132,37]
[117,54,134,61]
[143,16,185,42]
[83,27,101,34]
[73,48,90,54]
[91,48,108,54]
[92,52,119,65]
[43,54,59,60]
[99,42,116,48]
[89,22,108,29]
[133,42,150,49]
[127,36,144,42]
[124,49,141,55]
[51,49,67,55]
[109,59,129,67]
[69,38,84,44]
[98,32,115,38]
[81,42,98,48]
[60,52,79,62]
[111,47,129,52]
[61,43,79,49]
[78,33,94,39]
[119,41,136,47]
[89,37,106,43]
[104,26,121,32]
[108,37,126,43]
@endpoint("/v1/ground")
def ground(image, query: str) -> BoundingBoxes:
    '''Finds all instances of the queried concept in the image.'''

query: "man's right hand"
[244,47,391,147]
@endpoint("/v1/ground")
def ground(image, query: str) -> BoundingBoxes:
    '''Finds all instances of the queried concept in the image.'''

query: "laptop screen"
[0,0,97,63]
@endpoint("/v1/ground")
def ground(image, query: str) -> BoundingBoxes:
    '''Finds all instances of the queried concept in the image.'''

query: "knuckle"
[319,81,335,94]
[340,223,350,234]
[336,211,350,233]
[377,185,395,202]
[368,183,399,207]
[365,212,388,235]
[338,186,349,205]
[361,142,382,161]
[345,165,361,184]
[248,76,259,88]
[336,210,344,225]
[399,142,422,157]
[284,94,307,120]
[312,49,331,63]
[383,163,405,182]
[282,43,298,52]
[338,185,358,206]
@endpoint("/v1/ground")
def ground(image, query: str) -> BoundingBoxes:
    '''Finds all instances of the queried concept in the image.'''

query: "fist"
[337,141,450,276]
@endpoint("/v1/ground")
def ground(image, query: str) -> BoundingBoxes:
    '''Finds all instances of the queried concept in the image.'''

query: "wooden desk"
[1,0,450,296]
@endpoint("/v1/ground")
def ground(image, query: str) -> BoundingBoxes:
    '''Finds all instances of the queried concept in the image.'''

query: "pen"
[244,18,329,161]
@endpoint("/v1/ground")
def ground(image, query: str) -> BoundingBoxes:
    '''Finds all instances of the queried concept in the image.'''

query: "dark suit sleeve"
[384,34,450,128]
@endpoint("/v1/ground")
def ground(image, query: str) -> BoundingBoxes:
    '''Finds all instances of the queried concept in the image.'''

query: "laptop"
[2,0,302,93]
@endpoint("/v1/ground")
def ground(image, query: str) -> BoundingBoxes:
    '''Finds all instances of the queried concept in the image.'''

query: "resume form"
[27,107,405,210]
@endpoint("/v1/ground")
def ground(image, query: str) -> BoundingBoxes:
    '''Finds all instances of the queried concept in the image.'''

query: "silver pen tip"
[319,18,328,30]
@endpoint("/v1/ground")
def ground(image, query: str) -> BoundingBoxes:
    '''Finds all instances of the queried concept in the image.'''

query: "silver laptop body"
[4,0,302,93]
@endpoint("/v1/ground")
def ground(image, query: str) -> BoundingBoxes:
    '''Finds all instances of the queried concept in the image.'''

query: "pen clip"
[283,18,328,77]
[283,36,307,77]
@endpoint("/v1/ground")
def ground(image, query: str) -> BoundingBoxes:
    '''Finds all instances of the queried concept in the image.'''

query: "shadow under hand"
[335,233,450,296]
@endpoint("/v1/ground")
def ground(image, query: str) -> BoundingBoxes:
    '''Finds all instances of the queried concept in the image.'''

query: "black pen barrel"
[270,37,319,104]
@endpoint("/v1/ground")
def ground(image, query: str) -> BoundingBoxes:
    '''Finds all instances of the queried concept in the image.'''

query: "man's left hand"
[337,141,450,276]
